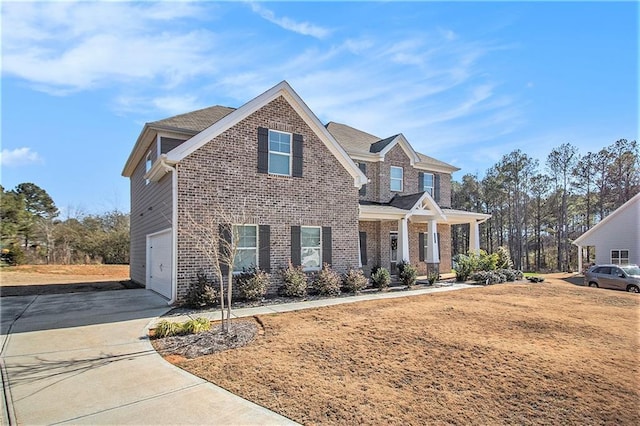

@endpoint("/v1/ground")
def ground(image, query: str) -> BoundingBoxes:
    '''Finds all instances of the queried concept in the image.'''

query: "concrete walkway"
[0,290,296,425]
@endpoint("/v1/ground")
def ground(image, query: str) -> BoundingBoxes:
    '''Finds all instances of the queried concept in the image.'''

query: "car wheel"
[626,285,640,293]
[588,282,599,288]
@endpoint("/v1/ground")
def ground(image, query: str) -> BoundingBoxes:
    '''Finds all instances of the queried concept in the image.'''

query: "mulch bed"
[151,319,259,359]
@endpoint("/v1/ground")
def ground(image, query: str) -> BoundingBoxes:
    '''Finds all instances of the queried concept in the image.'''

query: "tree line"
[451,139,639,272]
[1,183,129,265]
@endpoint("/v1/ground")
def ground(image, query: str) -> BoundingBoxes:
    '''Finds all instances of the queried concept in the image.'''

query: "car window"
[595,267,611,275]
[621,266,640,275]
[613,268,624,276]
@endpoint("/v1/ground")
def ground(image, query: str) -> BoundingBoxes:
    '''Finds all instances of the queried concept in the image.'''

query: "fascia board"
[413,162,460,174]
[122,125,154,177]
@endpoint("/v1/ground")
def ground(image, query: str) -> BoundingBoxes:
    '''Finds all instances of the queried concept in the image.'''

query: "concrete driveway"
[0,289,295,425]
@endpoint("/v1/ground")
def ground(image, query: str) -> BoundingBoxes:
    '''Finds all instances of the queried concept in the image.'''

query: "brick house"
[122,81,489,303]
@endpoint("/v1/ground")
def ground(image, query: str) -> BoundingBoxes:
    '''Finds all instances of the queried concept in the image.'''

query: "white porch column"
[397,217,410,262]
[469,220,480,253]
[426,219,439,263]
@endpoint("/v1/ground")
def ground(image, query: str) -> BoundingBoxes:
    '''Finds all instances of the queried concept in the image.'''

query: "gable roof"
[326,121,459,173]
[573,191,640,246]
[163,81,367,187]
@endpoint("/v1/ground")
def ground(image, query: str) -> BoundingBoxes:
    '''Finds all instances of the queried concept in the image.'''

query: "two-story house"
[122,81,489,303]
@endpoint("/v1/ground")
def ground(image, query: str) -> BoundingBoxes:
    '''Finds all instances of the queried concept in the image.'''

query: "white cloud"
[0,147,43,167]
[249,3,331,39]
[2,2,217,94]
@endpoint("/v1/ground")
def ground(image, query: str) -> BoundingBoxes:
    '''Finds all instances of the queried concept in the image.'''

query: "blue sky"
[1,1,638,215]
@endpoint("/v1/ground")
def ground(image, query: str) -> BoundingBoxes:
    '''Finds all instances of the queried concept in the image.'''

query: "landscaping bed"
[164,278,639,425]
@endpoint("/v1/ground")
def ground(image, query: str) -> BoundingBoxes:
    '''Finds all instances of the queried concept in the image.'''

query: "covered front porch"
[358,192,491,276]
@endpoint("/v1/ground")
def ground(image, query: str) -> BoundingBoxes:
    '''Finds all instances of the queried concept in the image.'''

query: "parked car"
[584,264,640,293]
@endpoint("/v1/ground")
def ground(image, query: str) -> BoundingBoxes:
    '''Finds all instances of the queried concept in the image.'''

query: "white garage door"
[147,229,172,299]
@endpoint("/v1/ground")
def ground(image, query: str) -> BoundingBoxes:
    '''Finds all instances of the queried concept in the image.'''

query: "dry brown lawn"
[177,277,640,425]
[0,264,131,296]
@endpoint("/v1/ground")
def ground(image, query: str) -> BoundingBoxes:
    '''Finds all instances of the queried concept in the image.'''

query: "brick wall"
[174,95,360,300]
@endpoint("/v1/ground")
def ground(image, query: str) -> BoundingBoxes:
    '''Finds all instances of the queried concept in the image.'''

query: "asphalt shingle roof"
[148,105,236,133]
[389,192,426,210]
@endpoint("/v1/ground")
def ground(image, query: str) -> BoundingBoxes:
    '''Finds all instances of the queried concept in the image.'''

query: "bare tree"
[183,202,252,333]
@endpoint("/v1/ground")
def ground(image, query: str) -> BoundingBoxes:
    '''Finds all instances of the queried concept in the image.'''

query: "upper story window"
[611,249,629,265]
[233,225,258,272]
[268,130,292,176]
[301,226,321,271]
[145,151,152,184]
[390,166,403,192]
[421,173,434,196]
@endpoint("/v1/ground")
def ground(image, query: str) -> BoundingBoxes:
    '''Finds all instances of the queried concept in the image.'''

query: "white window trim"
[422,172,434,196]
[301,226,322,271]
[233,224,259,273]
[390,166,403,192]
[268,129,293,177]
[611,249,629,265]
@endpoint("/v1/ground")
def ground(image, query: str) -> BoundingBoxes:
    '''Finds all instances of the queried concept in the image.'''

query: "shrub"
[181,317,212,334]
[342,268,368,293]
[278,262,307,297]
[471,271,504,285]
[235,267,269,301]
[498,268,517,282]
[371,266,391,290]
[154,317,211,338]
[184,270,217,308]
[478,250,499,271]
[496,246,513,269]
[310,263,341,296]
[154,320,184,338]
[426,271,439,285]
[453,253,476,281]
[398,262,418,288]
[513,269,524,280]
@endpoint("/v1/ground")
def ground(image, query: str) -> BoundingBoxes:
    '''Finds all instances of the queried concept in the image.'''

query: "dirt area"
[172,275,639,425]
[0,264,132,296]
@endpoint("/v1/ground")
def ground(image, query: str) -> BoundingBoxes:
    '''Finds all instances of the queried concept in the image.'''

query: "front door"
[390,232,398,275]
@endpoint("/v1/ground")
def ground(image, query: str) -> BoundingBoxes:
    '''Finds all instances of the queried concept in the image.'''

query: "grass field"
[176,278,639,425]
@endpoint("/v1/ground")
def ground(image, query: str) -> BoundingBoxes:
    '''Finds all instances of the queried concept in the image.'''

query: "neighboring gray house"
[122,81,489,303]
[573,191,640,271]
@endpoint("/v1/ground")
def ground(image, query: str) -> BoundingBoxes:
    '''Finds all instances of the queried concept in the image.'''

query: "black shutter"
[434,174,441,202]
[322,226,332,266]
[358,163,367,196]
[257,127,269,174]
[291,226,301,266]
[359,231,368,266]
[259,225,271,272]
[219,223,232,275]
[292,133,303,177]
[418,172,424,192]
[419,233,425,261]
[437,232,441,260]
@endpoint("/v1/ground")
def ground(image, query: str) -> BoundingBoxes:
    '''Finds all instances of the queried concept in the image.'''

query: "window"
[268,130,291,175]
[390,166,403,191]
[233,225,258,272]
[145,151,152,184]
[611,249,629,265]
[301,226,321,270]
[422,173,434,196]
